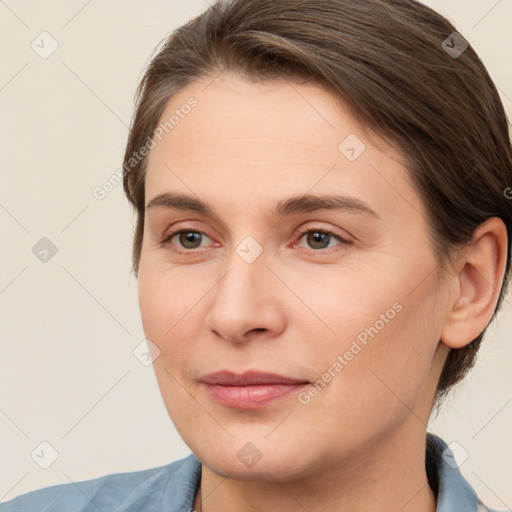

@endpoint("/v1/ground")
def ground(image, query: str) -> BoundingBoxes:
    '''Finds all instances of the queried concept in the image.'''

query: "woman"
[2,0,510,510]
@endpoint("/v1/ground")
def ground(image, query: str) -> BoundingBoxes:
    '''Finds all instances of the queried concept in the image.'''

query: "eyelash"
[161,225,352,254]
[292,225,352,252]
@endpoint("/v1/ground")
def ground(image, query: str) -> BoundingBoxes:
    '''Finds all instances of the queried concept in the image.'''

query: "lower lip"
[202,383,308,409]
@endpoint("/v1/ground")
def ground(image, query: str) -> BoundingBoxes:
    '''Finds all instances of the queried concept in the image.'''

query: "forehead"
[144,72,423,223]
[149,72,371,163]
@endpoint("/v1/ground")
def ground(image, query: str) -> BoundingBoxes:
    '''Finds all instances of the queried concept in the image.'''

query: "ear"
[441,217,508,349]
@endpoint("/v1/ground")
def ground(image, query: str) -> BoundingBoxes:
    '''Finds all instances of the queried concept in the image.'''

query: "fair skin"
[137,72,507,512]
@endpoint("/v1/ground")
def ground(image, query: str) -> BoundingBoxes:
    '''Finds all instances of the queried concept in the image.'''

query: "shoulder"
[426,432,510,512]
[0,453,201,512]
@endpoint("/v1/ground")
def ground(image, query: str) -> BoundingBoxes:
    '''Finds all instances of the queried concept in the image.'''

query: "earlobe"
[441,217,508,350]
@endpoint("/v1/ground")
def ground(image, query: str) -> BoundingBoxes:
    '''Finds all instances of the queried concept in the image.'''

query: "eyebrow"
[145,192,380,219]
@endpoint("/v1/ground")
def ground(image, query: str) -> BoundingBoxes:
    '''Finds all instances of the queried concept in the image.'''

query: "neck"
[194,423,437,512]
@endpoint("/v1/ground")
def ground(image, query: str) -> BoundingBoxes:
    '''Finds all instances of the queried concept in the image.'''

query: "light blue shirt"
[0,433,506,511]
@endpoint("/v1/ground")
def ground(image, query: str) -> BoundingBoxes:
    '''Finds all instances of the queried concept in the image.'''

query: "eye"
[162,229,213,250]
[160,225,352,254]
[294,226,352,251]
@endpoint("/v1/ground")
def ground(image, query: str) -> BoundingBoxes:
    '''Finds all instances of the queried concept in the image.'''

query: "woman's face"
[138,72,451,480]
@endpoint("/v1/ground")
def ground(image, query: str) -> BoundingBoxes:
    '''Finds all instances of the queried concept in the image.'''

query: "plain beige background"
[1,0,511,508]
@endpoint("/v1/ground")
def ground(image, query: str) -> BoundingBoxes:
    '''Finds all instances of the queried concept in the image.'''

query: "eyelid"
[160,218,216,241]
[161,228,215,249]
[294,223,352,240]
[292,224,353,251]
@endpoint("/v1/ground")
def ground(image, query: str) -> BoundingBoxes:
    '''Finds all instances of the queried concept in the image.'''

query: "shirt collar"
[164,433,484,511]
[427,432,483,512]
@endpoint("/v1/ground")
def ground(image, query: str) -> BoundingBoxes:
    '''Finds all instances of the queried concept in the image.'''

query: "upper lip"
[199,371,309,386]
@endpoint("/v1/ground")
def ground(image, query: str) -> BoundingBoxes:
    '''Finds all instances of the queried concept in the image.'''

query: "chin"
[191,436,319,483]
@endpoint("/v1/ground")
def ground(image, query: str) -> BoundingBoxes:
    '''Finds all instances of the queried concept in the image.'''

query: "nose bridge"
[216,243,267,312]
[217,232,268,296]
[205,240,283,341]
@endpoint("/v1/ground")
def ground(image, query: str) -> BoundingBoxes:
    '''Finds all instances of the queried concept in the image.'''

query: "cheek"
[137,268,167,346]
[137,262,204,424]
[137,259,218,395]
[302,262,441,414]
[137,257,202,344]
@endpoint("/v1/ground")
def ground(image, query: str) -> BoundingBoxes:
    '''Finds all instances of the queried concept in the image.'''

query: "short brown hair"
[122,0,512,407]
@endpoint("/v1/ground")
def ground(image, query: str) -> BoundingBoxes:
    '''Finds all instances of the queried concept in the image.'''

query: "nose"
[204,250,286,344]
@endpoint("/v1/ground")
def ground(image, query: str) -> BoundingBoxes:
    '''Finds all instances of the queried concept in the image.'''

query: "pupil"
[181,231,201,248]
[308,231,329,249]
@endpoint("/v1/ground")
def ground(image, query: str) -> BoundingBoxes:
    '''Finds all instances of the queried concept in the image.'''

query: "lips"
[199,371,310,409]
[200,370,309,386]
